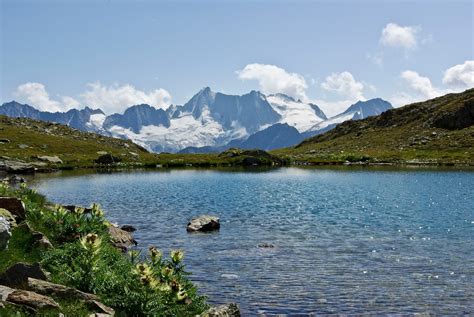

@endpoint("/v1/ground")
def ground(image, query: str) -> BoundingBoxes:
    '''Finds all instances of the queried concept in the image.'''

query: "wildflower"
[74,207,85,215]
[128,250,140,263]
[158,282,172,293]
[149,246,162,263]
[20,183,27,190]
[161,266,173,278]
[176,286,188,301]
[80,233,101,254]
[135,263,153,277]
[91,203,104,218]
[170,249,184,264]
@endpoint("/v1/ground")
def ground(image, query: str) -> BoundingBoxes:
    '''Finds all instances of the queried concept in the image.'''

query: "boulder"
[36,155,63,164]
[202,303,240,317]
[0,263,48,288]
[0,160,35,174]
[0,138,10,144]
[4,288,59,310]
[32,231,53,250]
[108,225,137,251]
[0,217,11,250]
[95,154,122,165]
[187,215,220,232]
[0,208,17,228]
[0,197,26,221]
[26,278,98,302]
[1,175,26,184]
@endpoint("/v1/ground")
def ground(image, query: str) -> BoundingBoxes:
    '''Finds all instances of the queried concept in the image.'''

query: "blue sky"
[1,0,473,115]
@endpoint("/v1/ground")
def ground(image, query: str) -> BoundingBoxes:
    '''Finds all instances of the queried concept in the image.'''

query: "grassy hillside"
[275,89,474,165]
[0,115,160,168]
[0,116,285,169]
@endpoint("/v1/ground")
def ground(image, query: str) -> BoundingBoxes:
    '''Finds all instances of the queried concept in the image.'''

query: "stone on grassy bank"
[0,263,48,287]
[0,160,35,174]
[0,197,26,221]
[0,217,11,250]
[35,155,63,164]
[0,285,59,311]
[187,215,220,232]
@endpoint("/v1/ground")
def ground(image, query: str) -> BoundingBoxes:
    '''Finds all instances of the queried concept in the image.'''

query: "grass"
[0,182,209,316]
[274,89,474,165]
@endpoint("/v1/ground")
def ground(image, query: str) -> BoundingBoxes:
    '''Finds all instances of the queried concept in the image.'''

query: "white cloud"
[442,60,474,89]
[400,70,442,99]
[81,82,172,114]
[321,71,365,101]
[15,82,77,112]
[14,82,172,114]
[237,63,308,101]
[380,23,419,50]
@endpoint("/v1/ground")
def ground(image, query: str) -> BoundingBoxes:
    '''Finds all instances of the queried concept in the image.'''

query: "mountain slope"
[0,115,158,167]
[307,98,392,133]
[276,89,474,164]
[238,123,304,150]
[0,101,105,132]
[266,94,326,132]
[103,104,170,133]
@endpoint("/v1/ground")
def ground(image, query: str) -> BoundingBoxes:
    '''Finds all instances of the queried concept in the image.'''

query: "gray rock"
[108,225,137,251]
[0,160,35,174]
[4,287,59,310]
[120,224,136,232]
[187,215,220,232]
[32,231,53,250]
[0,197,26,221]
[36,155,63,164]
[18,144,29,149]
[202,303,240,317]
[0,217,11,250]
[0,263,48,287]
[0,208,17,228]
[0,138,10,144]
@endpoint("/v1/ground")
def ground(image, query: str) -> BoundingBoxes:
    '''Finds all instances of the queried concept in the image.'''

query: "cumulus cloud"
[400,70,441,99]
[237,63,308,101]
[81,82,172,114]
[15,82,77,112]
[380,23,420,50]
[14,82,172,114]
[442,60,474,89]
[320,71,365,101]
[390,62,471,107]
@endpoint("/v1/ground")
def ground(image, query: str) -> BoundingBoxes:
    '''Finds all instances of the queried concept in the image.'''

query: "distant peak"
[268,93,297,102]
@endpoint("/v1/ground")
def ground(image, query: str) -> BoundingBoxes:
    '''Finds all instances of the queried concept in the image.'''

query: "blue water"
[33,167,474,315]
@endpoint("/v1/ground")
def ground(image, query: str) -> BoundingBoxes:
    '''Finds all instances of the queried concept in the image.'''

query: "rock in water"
[202,303,240,317]
[120,224,137,232]
[0,197,27,221]
[108,225,137,251]
[187,215,220,232]
[0,217,11,250]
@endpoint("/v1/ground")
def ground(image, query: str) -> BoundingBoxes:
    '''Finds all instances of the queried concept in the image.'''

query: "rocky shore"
[0,178,240,316]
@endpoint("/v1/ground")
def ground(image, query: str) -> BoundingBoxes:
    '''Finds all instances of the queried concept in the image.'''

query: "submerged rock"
[257,243,275,248]
[202,303,240,317]
[120,224,137,232]
[187,215,220,232]
[0,217,11,251]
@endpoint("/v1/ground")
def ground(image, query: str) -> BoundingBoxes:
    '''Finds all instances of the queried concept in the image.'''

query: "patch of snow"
[267,95,325,132]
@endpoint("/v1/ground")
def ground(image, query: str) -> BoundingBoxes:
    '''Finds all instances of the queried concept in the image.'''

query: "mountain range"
[0,87,393,153]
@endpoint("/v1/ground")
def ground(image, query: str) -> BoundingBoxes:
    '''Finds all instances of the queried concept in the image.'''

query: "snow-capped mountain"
[266,94,327,132]
[0,88,392,153]
[0,101,105,133]
[306,98,393,134]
